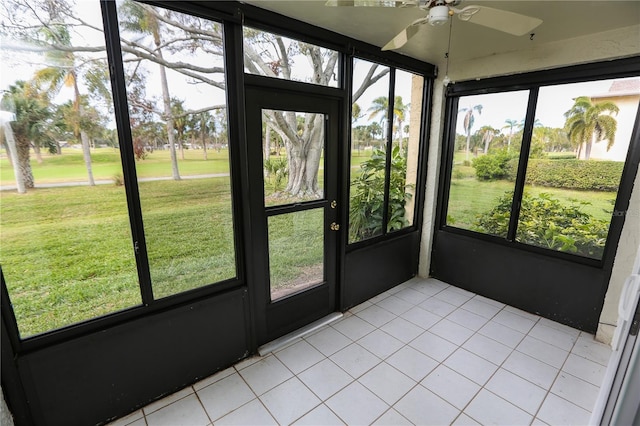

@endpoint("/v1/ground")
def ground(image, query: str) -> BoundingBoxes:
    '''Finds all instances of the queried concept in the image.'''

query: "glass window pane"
[117,2,236,298]
[0,0,140,337]
[263,110,325,207]
[268,209,324,301]
[446,91,529,237]
[349,59,390,243]
[517,77,639,259]
[389,70,423,233]
[243,27,339,88]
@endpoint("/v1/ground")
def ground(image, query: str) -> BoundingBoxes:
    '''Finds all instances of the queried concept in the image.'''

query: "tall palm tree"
[502,118,518,152]
[564,96,619,160]
[119,1,181,180]
[460,104,482,161]
[34,25,95,185]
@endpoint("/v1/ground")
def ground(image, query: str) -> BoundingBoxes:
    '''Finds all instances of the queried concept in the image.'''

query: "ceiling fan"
[326,0,543,51]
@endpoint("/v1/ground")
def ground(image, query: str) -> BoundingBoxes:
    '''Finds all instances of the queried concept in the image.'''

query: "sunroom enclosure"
[1,1,639,425]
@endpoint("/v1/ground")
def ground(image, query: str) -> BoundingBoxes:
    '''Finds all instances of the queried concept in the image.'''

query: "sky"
[456,79,623,135]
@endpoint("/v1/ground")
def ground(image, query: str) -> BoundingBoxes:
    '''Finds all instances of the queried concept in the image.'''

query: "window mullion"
[382,69,396,235]
[507,88,539,242]
[100,0,154,305]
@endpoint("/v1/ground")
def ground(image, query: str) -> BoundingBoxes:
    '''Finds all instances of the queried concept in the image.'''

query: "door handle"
[330,222,340,231]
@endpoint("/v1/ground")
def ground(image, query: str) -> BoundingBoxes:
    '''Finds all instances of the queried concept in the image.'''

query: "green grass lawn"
[0,177,240,337]
[0,148,232,185]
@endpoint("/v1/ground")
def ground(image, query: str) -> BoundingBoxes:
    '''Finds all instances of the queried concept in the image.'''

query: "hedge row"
[510,159,624,191]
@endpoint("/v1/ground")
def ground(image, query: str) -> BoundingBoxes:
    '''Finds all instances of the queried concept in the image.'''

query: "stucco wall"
[419,24,640,345]
[598,170,640,344]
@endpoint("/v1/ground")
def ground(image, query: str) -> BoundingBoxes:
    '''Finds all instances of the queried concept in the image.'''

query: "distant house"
[585,78,640,161]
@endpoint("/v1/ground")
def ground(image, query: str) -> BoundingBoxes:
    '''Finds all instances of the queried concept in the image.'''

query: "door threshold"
[258,312,343,356]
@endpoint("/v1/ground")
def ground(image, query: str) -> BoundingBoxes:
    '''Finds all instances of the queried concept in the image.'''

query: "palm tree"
[460,104,482,161]
[119,1,181,180]
[368,96,390,141]
[34,25,95,185]
[564,96,619,160]
[478,125,499,154]
[2,81,52,192]
[392,96,409,151]
[503,118,518,152]
[367,95,408,150]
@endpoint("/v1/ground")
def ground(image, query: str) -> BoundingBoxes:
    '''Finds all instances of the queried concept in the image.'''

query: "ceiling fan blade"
[459,5,542,36]
[381,21,422,50]
[325,0,417,7]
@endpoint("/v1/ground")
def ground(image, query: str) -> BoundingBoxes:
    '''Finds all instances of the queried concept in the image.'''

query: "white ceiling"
[244,1,640,65]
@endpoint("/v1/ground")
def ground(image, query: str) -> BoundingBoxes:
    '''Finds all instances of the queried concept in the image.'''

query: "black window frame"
[346,55,430,250]
[0,0,435,352]
[436,56,640,268]
[1,0,247,352]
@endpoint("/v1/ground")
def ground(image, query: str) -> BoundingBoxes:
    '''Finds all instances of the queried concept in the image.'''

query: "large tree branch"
[353,65,390,102]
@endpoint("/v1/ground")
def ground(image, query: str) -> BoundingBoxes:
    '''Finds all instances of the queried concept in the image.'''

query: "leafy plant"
[475,191,609,259]
[264,157,289,191]
[471,148,518,180]
[349,146,412,241]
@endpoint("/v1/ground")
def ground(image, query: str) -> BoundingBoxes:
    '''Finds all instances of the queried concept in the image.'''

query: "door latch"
[330,222,340,231]
[330,200,337,209]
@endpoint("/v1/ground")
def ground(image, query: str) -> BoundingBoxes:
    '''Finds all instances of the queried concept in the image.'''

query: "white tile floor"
[108,277,612,426]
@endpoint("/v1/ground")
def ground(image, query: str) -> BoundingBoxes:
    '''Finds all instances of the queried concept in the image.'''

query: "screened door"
[245,87,340,344]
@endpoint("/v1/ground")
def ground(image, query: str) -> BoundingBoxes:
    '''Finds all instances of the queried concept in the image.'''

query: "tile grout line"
[440,298,530,425]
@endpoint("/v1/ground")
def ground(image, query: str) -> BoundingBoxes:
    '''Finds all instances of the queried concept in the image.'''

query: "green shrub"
[349,146,412,241]
[523,159,623,191]
[472,149,518,181]
[475,191,609,259]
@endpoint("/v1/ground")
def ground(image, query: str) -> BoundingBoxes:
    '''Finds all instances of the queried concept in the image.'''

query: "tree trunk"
[584,140,592,160]
[80,130,95,186]
[154,31,180,180]
[15,133,34,189]
[4,123,28,193]
[264,125,271,160]
[201,115,208,161]
[33,143,43,164]
[158,65,179,180]
[179,139,185,160]
[465,133,471,161]
[73,79,95,186]
[284,118,323,197]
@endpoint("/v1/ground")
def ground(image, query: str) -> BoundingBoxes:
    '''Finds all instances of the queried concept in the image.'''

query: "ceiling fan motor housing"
[428,4,449,25]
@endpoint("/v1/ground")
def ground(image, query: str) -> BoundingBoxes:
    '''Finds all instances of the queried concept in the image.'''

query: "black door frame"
[244,81,343,345]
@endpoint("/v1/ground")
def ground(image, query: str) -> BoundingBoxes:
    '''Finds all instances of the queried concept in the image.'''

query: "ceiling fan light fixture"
[428,5,449,26]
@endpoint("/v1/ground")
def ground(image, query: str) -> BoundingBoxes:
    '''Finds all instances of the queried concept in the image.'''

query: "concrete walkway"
[0,173,230,191]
